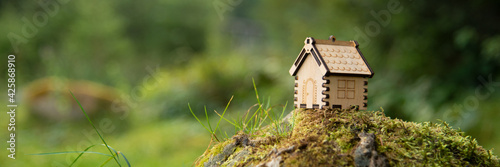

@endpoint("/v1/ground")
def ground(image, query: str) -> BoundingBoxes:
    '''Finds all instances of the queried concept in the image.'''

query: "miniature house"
[289,36,374,110]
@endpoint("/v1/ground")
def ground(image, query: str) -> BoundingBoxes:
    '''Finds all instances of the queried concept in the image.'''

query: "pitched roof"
[289,37,374,77]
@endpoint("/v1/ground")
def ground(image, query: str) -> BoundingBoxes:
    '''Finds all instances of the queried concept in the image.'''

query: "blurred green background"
[0,0,499,166]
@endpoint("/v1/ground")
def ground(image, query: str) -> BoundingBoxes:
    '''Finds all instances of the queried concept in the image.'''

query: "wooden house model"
[289,36,374,110]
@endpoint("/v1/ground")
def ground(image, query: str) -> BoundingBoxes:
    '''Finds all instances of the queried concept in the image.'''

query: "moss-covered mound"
[195,109,499,166]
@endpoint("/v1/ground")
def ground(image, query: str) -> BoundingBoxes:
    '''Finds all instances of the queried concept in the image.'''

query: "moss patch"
[195,109,499,166]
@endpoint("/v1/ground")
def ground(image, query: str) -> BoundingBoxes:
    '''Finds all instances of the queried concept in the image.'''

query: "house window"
[337,79,355,99]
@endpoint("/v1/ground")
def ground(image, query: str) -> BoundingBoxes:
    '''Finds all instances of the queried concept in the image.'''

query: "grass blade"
[213,109,241,129]
[205,106,214,134]
[188,103,211,133]
[70,144,97,166]
[280,102,288,120]
[265,96,271,110]
[100,156,114,167]
[120,152,132,167]
[70,91,121,167]
[102,144,120,161]
[214,96,233,134]
[245,105,261,130]
[28,151,112,157]
[252,78,262,111]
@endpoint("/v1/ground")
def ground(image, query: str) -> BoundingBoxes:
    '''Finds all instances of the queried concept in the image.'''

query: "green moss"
[197,139,233,165]
[196,109,499,166]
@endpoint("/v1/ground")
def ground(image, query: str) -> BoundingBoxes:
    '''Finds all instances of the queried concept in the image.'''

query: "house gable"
[294,53,326,109]
[289,37,329,76]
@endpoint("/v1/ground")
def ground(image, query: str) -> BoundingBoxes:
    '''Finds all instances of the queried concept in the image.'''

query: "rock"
[255,145,294,167]
[276,145,295,156]
[266,148,277,157]
[196,109,499,166]
[23,77,121,121]
[233,134,251,147]
[204,142,236,167]
[226,149,250,167]
[353,132,387,167]
[204,134,252,167]
[256,156,282,167]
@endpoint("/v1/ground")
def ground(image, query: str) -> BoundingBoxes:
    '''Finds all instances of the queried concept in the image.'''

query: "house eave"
[314,39,357,47]
[325,72,374,78]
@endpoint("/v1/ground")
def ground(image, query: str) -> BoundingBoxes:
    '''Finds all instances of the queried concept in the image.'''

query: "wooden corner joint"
[323,87,330,91]
[323,79,330,84]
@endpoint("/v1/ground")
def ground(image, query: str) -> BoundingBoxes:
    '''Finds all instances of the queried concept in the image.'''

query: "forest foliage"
[0,0,499,165]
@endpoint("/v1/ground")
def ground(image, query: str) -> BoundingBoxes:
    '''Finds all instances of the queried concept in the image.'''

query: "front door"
[303,78,317,108]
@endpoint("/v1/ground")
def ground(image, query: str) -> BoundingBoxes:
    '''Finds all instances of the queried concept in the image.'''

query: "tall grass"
[189,78,293,142]
[188,96,233,142]
[29,91,130,167]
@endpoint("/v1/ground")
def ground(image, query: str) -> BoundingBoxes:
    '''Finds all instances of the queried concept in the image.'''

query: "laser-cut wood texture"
[290,36,374,110]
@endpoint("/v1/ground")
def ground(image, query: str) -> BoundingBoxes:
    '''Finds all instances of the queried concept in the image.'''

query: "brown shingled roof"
[289,36,374,77]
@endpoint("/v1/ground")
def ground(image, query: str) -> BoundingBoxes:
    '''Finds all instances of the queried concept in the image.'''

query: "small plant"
[189,78,294,142]
[188,96,233,142]
[30,91,130,167]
